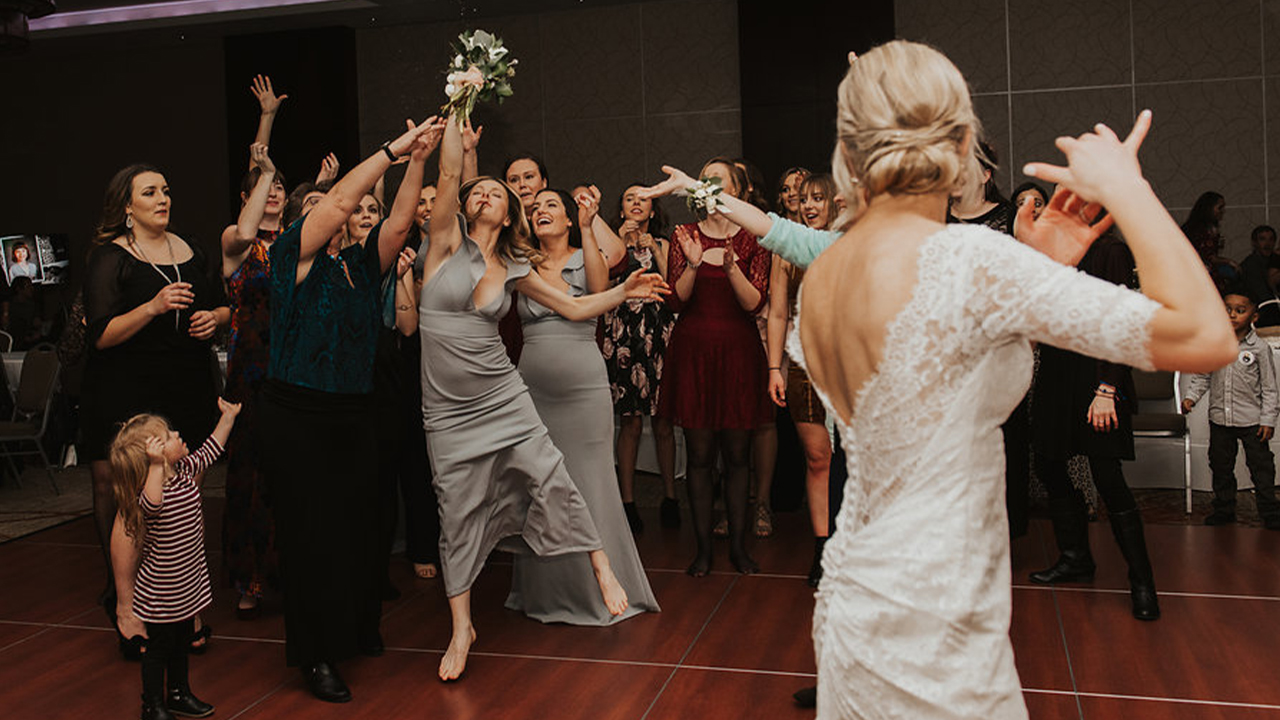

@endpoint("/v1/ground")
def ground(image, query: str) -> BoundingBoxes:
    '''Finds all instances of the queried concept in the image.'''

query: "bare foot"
[414,562,438,580]
[438,626,476,681]
[595,565,629,616]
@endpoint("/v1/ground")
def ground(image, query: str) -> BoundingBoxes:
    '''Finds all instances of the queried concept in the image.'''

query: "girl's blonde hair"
[110,414,172,541]
[832,41,982,214]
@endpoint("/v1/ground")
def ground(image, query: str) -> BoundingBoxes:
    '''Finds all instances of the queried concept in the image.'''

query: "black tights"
[1036,454,1137,516]
[684,428,757,575]
[141,618,193,700]
[90,460,116,598]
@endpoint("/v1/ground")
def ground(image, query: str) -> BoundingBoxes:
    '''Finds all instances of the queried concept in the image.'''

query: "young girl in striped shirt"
[111,398,240,720]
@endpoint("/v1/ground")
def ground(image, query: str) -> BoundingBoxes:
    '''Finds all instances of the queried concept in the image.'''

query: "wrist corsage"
[680,176,728,220]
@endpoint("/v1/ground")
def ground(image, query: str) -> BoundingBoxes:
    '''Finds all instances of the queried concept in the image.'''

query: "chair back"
[14,343,60,422]
[1132,369,1175,402]
[0,330,12,353]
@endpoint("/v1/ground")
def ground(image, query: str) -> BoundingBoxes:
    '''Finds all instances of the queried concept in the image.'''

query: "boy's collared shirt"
[1186,329,1280,427]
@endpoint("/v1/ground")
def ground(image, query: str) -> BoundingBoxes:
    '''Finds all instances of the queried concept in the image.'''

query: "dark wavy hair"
[531,189,583,249]
[774,167,811,217]
[1011,181,1049,208]
[280,180,333,229]
[610,181,670,240]
[460,176,538,265]
[1183,191,1224,230]
[977,140,1006,204]
[94,163,164,244]
[239,166,287,203]
[733,157,771,212]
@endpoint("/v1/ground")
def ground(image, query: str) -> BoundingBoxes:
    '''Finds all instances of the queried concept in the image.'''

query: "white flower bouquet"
[441,29,517,125]
[682,176,727,219]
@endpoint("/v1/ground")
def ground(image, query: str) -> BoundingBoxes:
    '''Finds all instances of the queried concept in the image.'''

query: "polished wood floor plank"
[235,650,671,720]
[1011,589,1075,691]
[644,668,816,720]
[1058,591,1280,705]
[1079,695,1280,719]
[682,575,816,674]
[0,542,105,624]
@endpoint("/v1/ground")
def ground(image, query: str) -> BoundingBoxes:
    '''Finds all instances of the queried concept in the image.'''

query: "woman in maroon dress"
[659,157,772,576]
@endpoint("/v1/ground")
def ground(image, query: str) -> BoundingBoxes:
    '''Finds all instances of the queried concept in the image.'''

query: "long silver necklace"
[130,232,184,330]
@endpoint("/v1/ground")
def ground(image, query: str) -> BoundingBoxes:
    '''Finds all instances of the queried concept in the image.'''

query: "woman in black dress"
[83,164,229,650]
[1028,230,1161,622]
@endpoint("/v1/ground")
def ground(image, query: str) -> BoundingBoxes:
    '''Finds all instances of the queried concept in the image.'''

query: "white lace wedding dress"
[790,224,1159,719]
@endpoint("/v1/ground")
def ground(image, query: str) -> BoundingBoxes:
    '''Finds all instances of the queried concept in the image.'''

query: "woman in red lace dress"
[659,157,772,577]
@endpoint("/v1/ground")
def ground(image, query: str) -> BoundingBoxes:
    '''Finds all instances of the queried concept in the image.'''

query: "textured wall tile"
[645,110,743,224]
[973,93,1012,197]
[540,4,643,120]
[1267,0,1280,76]
[1216,204,1271,262]
[1009,0,1130,90]
[1133,0,1261,82]
[895,0,1008,93]
[545,116,648,206]
[1136,80,1265,208]
[1009,87,1133,189]
[642,0,740,114]
[1269,76,1280,205]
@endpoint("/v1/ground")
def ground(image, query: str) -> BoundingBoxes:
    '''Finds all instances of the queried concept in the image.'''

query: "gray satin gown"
[505,250,660,625]
[419,216,604,598]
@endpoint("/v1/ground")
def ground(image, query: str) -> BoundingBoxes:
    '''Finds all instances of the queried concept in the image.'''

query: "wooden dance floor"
[1,498,1279,719]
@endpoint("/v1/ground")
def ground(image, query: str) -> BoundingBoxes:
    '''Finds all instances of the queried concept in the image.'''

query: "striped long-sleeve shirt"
[133,437,222,623]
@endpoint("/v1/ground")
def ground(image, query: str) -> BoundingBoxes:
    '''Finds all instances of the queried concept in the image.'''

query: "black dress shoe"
[166,687,214,718]
[792,686,817,708]
[1028,551,1096,585]
[141,695,175,720]
[303,662,352,703]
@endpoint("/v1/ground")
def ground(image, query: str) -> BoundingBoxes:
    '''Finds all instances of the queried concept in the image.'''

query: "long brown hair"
[109,414,172,541]
[460,176,539,265]
[799,173,839,231]
[94,164,164,245]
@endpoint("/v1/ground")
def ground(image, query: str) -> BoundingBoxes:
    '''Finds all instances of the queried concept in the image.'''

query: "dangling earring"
[125,215,134,229]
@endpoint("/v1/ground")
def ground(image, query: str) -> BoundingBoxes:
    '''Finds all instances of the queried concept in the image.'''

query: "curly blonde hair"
[832,41,983,215]
[109,414,172,541]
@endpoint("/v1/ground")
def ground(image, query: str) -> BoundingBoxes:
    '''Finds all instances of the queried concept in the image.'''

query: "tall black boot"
[1029,499,1096,584]
[1109,508,1160,621]
[807,536,827,588]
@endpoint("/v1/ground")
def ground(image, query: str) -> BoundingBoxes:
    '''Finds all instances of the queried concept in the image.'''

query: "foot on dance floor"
[439,626,477,681]
[414,562,439,579]
[686,551,712,577]
[591,553,630,615]
[730,548,760,575]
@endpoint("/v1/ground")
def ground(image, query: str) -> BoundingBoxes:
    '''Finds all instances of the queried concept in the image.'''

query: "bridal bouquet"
[441,29,517,125]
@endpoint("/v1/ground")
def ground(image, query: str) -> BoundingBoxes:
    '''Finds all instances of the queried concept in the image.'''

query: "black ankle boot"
[166,684,214,718]
[141,694,175,720]
[303,662,352,703]
[624,501,644,534]
[1109,508,1160,621]
[1029,501,1096,584]
[807,536,827,588]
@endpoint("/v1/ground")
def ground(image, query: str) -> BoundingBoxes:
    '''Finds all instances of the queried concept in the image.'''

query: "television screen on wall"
[0,234,70,286]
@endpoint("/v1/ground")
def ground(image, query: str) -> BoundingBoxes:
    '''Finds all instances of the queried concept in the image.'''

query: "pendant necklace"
[131,232,184,330]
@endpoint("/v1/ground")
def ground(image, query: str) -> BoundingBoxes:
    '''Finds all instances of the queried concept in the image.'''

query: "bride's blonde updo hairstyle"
[832,41,981,210]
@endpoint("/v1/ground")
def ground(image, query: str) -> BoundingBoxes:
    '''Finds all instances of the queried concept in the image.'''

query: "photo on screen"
[0,234,70,286]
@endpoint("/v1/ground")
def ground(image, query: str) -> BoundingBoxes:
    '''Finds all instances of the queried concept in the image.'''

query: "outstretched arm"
[576,187,610,293]
[248,75,287,169]
[1023,111,1235,372]
[461,121,482,184]
[381,117,445,273]
[224,143,276,277]
[426,118,467,267]
[516,268,668,322]
[300,118,437,264]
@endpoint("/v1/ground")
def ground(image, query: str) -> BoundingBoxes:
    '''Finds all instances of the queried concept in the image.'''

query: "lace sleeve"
[959,226,1160,371]
[739,233,771,314]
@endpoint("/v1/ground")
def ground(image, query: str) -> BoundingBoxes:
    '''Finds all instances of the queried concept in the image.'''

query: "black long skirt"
[258,379,379,667]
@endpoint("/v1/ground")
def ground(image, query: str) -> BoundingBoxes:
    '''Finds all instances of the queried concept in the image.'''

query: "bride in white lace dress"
[791,42,1236,718]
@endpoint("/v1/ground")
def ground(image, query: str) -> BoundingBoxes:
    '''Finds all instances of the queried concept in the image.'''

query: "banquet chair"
[1131,370,1191,514]
[0,343,61,493]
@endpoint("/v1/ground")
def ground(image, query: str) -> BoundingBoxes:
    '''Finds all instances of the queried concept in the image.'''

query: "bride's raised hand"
[636,166,696,200]
[622,269,671,301]
[1023,110,1151,204]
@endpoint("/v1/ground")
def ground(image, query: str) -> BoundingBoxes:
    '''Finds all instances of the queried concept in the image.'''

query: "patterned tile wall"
[897,0,1280,261]
[356,0,741,225]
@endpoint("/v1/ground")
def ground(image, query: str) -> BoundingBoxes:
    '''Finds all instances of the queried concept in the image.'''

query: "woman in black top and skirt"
[257,116,442,703]
[83,164,229,652]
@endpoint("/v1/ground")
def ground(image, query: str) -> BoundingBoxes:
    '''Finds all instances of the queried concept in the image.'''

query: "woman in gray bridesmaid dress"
[507,188,659,625]
[417,118,668,681]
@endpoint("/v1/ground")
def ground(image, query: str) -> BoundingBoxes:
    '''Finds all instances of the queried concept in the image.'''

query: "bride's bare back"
[798,203,946,426]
